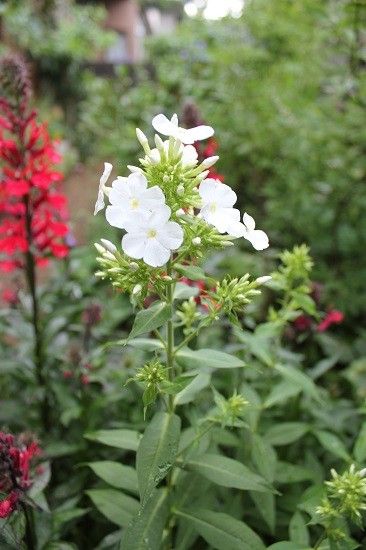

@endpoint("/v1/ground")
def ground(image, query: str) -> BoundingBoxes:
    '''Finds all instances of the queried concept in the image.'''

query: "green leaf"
[121,489,168,550]
[251,434,277,483]
[86,489,139,527]
[265,423,309,446]
[136,412,181,503]
[173,282,199,300]
[161,375,196,395]
[175,264,206,281]
[267,544,311,550]
[289,512,309,546]
[176,348,245,370]
[142,385,158,408]
[86,461,138,494]
[103,338,164,351]
[127,301,171,341]
[264,380,301,408]
[250,492,275,533]
[85,429,141,451]
[275,462,314,484]
[174,508,266,550]
[314,430,350,460]
[354,421,366,462]
[174,371,211,405]
[182,453,272,492]
[274,364,319,400]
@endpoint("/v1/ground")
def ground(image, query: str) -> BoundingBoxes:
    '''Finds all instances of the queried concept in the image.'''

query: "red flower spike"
[317,309,344,332]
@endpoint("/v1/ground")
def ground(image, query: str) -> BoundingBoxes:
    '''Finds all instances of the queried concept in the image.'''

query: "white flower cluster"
[94,114,269,267]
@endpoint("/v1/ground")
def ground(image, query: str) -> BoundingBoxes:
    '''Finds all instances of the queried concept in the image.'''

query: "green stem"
[166,261,175,413]
[23,195,51,433]
[173,316,213,356]
[22,504,37,550]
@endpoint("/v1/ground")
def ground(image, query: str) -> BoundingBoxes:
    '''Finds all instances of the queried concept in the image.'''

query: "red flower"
[317,310,344,332]
[0,432,41,518]
[293,314,313,332]
[0,54,70,274]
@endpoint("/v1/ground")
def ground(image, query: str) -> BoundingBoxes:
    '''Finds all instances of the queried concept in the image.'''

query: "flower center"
[209,202,217,213]
[130,197,140,209]
[147,229,157,239]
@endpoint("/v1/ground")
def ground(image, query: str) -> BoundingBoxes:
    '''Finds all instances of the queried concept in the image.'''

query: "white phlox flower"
[241,213,269,251]
[149,139,198,167]
[94,162,113,215]
[152,113,214,145]
[198,179,244,236]
[122,205,184,267]
[106,172,165,230]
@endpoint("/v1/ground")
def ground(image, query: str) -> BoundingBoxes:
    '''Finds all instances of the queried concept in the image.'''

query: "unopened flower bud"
[177,184,185,196]
[128,165,143,174]
[100,239,117,254]
[176,208,185,216]
[255,275,272,285]
[130,262,139,271]
[192,237,201,245]
[163,175,170,183]
[136,128,150,153]
[104,251,116,261]
[94,243,105,254]
[162,275,173,282]
[201,156,219,169]
[154,134,165,151]
[196,170,209,182]
[132,284,142,295]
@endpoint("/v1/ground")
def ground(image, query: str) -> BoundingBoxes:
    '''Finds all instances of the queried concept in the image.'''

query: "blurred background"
[1,0,365,321]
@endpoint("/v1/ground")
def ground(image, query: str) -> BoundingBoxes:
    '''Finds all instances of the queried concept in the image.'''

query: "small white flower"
[148,139,198,167]
[255,275,272,284]
[242,213,269,251]
[152,113,214,145]
[199,179,244,236]
[94,162,113,215]
[122,205,183,267]
[106,173,165,229]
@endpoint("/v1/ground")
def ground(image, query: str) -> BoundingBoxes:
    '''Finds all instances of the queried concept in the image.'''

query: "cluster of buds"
[207,275,271,320]
[94,239,167,302]
[0,54,70,273]
[316,465,366,538]
[213,390,249,427]
[0,432,41,518]
[176,297,201,335]
[134,359,168,413]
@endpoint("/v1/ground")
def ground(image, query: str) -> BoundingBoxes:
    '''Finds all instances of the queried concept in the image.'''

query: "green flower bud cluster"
[176,297,201,335]
[94,240,167,302]
[318,465,366,524]
[213,390,249,427]
[316,464,366,542]
[135,359,168,414]
[178,214,234,258]
[137,134,211,213]
[207,275,262,320]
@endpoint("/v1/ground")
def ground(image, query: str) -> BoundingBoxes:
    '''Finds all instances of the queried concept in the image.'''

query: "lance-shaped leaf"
[121,488,168,550]
[174,508,266,550]
[86,461,138,494]
[85,429,141,451]
[127,301,171,341]
[136,412,181,503]
[181,453,273,492]
[176,348,245,370]
[86,489,139,527]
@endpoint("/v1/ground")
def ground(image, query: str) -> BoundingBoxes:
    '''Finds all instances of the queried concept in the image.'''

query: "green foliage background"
[78,0,366,318]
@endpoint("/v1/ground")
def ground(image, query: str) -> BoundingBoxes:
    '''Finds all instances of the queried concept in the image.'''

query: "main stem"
[166,260,175,413]
[22,504,37,550]
[23,195,51,432]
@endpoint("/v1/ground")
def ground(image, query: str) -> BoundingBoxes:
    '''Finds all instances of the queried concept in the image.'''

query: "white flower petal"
[152,114,178,137]
[243,212,256,231]
[142,186,166,208]
[214,183,237,208]
[94,162,113,215]
[109,187,130,205]
[177,125,214,145]
[111,176,128,192]
[127,172,148,195]
[157,221,183,249]
[182,145,198,166]
[143,239,170,267]
[198,178,221,202]
[122,233,147,259]
[106,205,128,229]
[245,229,269,251]
[149,204,171,227]
[100,162,113,186]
